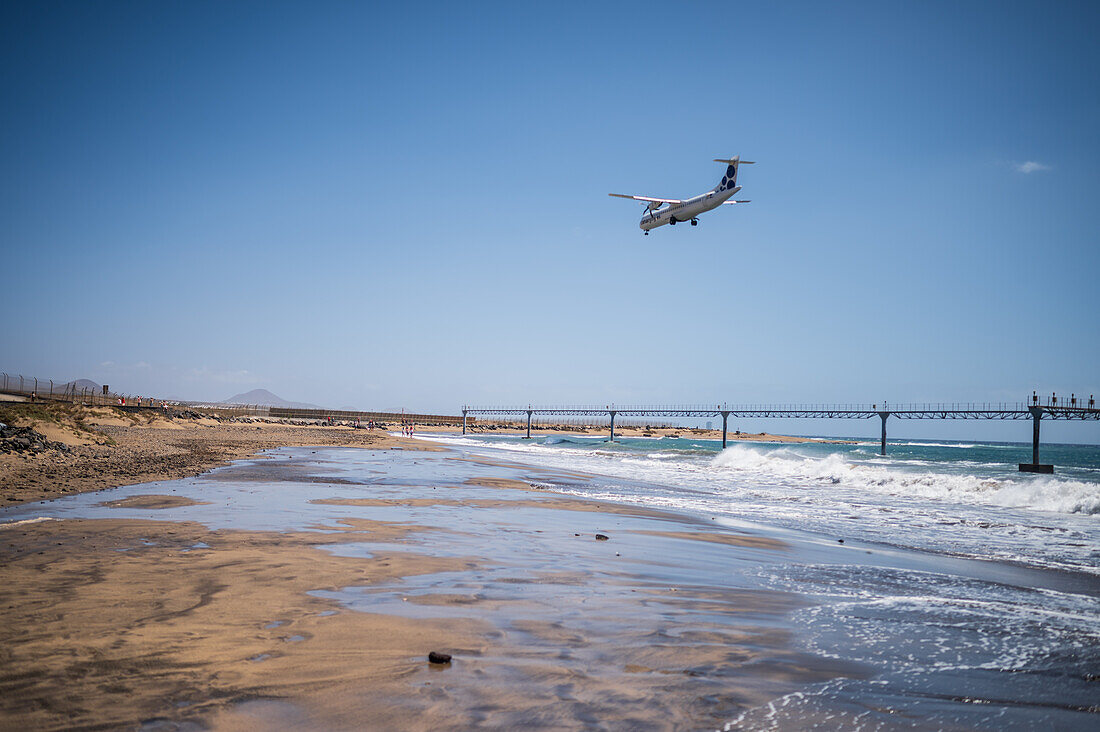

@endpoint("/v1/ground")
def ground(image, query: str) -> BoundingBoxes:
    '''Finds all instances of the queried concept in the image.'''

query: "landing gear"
[690,218,699,226]
[669,216,677,225]
[643,230,649,235]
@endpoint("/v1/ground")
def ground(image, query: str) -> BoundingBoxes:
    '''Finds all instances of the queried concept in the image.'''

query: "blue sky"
[2,1,1098,442]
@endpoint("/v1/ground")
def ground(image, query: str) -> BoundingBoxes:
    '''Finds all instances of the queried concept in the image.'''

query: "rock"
[595,533,610,541]
[428,651,452,664]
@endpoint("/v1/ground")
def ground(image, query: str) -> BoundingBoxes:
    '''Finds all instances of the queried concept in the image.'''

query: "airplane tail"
[713,155,754,191]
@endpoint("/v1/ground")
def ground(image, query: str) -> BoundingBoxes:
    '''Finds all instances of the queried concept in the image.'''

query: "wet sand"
[0,515,486,730]
[0,445,862,730]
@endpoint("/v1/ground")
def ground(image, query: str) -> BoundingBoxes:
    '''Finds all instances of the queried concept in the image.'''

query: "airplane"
[609,156,753,234]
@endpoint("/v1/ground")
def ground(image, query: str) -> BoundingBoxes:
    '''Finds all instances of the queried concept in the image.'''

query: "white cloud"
[1015,161,1051,174]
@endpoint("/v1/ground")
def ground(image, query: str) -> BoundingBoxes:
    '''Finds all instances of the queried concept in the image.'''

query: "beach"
[0,438,859,730]
[0,403,413,506]
[1,408,1098,730]
[0,402,824,508]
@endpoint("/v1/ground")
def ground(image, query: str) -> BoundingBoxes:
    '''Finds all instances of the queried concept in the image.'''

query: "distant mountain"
[63,378,102,392]
[221,388,321,409]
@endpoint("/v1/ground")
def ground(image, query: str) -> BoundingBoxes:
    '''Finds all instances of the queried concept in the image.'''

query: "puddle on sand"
[207,699,311,728]
[0,446,597,534]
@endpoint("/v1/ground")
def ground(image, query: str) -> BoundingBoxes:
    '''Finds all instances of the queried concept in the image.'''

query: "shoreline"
[416,422,854,444]
[0,402,836,508]
[0,444,862,730]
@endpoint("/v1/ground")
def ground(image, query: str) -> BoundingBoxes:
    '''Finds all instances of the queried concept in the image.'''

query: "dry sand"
[0,403,425,506]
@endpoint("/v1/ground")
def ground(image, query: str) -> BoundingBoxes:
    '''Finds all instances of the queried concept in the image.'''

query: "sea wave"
[540,436,590,446]
[711,445,1100,515]
[896,442,978,448]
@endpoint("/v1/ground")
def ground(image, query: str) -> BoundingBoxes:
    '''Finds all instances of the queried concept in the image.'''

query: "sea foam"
[712,444,1100,515]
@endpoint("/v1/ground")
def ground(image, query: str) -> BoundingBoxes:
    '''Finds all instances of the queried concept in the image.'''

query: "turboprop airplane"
[609,156,753,234]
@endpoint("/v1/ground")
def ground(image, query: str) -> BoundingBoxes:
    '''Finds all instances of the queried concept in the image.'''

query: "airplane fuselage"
[639,185,741,230]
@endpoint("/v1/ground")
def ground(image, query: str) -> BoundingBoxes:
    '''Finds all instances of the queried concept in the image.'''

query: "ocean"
[424,431,1100,728]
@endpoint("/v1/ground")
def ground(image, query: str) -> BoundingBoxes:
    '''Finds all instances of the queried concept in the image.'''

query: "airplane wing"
[721,200,751,205]
[608,193,683,204]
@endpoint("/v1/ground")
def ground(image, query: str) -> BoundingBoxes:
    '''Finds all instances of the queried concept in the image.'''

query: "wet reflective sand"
[0,445,863,730]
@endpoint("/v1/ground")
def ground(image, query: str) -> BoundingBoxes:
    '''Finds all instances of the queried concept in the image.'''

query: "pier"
[462,394,1098,473]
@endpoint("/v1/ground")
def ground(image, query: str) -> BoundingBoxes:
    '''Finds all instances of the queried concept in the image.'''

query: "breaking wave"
[711,445,1100,515]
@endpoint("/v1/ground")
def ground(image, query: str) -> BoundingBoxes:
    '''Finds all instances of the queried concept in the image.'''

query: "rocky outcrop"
[0,423,71,455]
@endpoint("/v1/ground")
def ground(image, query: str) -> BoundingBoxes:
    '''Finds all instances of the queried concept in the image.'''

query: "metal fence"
[0,372,464,422]
[1,372,138,407]
[266,407,465,424]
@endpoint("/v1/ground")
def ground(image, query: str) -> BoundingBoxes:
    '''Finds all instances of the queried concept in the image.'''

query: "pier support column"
[1020,407,1053,473]
[462,410,467,435]
[1033,409,1040,464]
[525,410,533,440]
[609,411,616,442]
[878,412,890,456]
[721,411,730,448]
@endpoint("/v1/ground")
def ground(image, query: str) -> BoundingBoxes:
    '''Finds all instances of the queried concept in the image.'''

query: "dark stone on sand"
[595,533,610,541]
[428,651,452,664]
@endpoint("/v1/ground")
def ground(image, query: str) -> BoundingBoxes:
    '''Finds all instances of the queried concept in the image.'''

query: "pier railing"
[462,398,1097,416]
